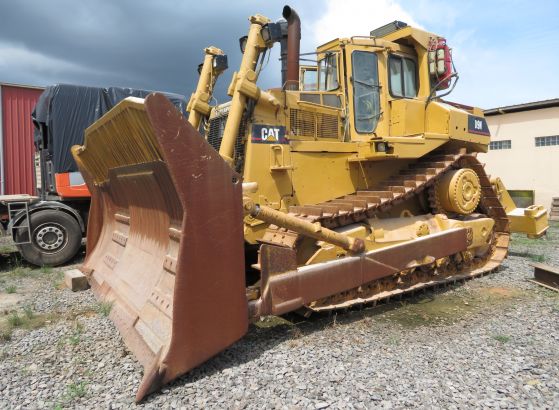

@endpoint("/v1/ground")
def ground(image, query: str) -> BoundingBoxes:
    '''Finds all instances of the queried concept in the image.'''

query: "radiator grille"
[289,109,339,139]
[207,108,247,172]
[207,112,227,152]
[319,114,339,138]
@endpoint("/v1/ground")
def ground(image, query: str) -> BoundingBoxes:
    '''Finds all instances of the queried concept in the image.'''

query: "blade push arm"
[219,14,280,165]
[243,196,365,253]
[186,46,227,130]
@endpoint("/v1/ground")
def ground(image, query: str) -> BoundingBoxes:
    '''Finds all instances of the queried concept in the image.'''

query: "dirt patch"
[0,310,60,341]
[251,285,532,332]
[374,286,529,328]
[478,287,523,298]
[0,292,25,310]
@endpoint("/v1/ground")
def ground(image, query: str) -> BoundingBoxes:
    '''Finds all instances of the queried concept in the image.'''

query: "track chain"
[261,148,510,312]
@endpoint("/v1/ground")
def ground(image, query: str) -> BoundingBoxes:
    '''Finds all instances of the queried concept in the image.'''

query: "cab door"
[345,47,387,140]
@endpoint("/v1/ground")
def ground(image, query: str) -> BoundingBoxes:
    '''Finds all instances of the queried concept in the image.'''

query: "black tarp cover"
[32,84,188,174]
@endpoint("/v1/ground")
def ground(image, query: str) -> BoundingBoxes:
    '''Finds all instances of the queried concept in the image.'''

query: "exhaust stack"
[282,5,301,90]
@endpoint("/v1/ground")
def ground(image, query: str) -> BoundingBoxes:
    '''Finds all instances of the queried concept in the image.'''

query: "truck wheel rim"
[34,223,67,252]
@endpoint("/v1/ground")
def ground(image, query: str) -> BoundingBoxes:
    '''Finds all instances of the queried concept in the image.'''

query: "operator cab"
[290,21,456,143]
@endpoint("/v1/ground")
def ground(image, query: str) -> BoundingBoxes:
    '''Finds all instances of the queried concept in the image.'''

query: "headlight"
[239,36,248,54]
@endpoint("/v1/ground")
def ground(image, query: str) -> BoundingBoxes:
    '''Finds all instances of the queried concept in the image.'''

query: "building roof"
[0,82,45,91]
[484,98,559,116]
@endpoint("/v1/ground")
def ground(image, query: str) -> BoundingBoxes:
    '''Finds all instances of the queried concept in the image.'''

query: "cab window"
[300,67,318,91]
[389,55,417,98]
[352,51,380,133]
[318,53,339,91]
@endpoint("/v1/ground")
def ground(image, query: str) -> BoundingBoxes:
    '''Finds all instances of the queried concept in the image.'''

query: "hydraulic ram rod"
[243,197,365,253]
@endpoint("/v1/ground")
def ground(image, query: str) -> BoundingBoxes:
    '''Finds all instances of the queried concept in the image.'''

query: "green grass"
[53,380,89,407]
[0,328,12,341]
[0,244,16,254]
[0,265,34,281]
[510,224,558,253]
[67,321,84,346]
[52,380,87,410]
[0,309,55,343]
[5,284,16,294]
[12,266,31,278]
[492,334,511,344]
[66,381,87,400]
[39,265,53,274]
[375,294,476,328]
[7,312,23,327]
[23,306,34,319]
[67,333,81,346]
[527,253,546,263]
[253,315,295,329]
[95,301,113,317]
[510,234,545,247]
[387,335,401,346]
[49,270,65,289]
[509,249,548,263]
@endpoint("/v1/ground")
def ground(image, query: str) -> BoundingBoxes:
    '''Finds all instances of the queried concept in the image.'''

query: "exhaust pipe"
[282,5,301,90]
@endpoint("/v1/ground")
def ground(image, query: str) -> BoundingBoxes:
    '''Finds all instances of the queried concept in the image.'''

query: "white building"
[479,99,559,209]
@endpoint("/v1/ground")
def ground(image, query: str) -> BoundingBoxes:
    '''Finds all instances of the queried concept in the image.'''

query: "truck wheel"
[16,210,82,267]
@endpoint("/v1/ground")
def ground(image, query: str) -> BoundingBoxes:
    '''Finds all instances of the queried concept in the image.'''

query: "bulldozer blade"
[72,93,248,402]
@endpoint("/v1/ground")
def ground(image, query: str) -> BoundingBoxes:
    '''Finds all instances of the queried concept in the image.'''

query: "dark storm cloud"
[0,0,319,99]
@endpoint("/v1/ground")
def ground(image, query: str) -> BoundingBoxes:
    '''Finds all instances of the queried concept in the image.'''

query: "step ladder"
[8,201,32,245]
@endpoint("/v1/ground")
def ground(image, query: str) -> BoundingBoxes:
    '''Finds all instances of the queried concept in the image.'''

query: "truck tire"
[16,209,82,267]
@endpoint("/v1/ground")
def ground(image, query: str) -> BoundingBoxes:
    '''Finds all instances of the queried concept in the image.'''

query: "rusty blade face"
[72,93,248,402]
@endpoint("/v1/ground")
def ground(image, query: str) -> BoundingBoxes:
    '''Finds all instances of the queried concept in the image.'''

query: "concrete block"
[64,269,89,292]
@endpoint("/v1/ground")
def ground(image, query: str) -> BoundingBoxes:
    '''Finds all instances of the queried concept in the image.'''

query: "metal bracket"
[8,201,32,244]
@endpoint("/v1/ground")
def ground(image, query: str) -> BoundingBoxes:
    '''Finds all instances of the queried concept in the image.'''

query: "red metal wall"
[1,85,43,195]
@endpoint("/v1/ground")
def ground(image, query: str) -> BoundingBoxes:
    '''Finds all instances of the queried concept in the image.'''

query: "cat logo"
[261,127,280,141]
[251,125,288,144]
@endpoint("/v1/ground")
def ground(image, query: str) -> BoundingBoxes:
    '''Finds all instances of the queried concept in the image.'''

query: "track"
[261,148,510,312]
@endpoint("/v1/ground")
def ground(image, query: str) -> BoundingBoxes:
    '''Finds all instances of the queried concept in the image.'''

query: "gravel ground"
[0,224,558,409]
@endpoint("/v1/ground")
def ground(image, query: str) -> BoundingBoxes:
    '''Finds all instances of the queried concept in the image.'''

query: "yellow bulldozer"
[71,6,548,401]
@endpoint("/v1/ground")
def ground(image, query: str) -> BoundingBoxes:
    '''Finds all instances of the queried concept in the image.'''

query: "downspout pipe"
[282,5,301,91]
[0,85,4,195]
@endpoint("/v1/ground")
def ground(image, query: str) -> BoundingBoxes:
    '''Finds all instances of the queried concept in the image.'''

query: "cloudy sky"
[1,0,558,109]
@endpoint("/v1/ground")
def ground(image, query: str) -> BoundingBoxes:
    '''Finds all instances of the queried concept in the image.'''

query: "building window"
[535,135,559,147]
[489,140,511,150]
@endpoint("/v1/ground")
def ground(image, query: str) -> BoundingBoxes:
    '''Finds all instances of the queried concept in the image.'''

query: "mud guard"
[72,93,248,401]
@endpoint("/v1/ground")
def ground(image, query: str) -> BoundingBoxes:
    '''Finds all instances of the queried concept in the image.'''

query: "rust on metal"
[72,93,248,402]
[251,228,469,317]
[530,263,559,292]
[282,5,301,90]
